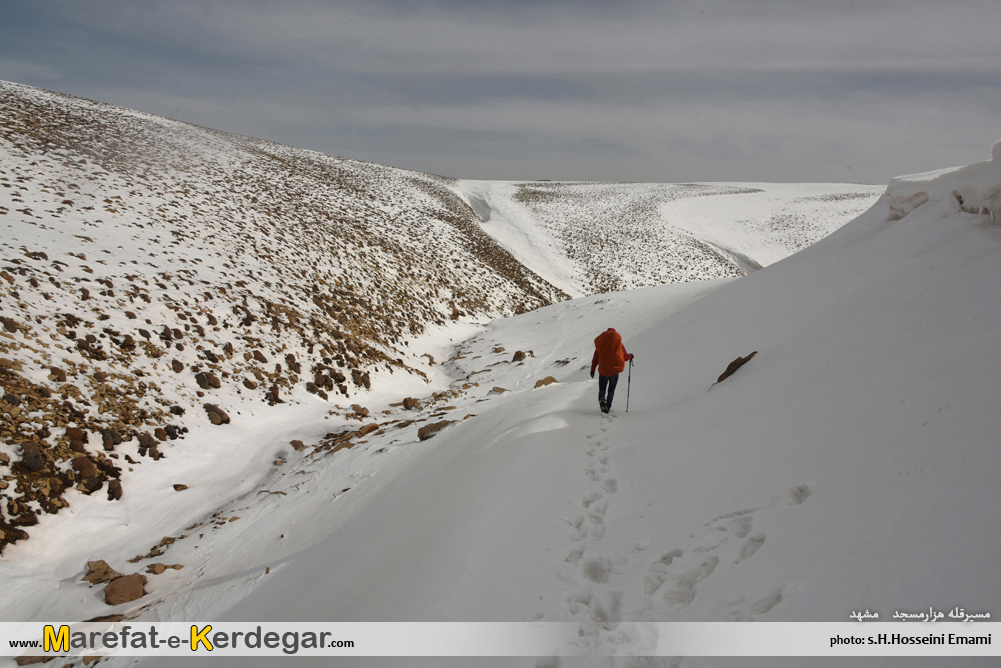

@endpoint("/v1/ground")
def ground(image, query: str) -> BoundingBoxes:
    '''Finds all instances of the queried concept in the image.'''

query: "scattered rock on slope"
[716,351,758,384]
[203,404,230,425]
[103,573,147,605]
[417,421,455,441]
[82,560,120,584]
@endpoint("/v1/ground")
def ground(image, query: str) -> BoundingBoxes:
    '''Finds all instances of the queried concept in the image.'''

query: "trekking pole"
[626,358,633,412]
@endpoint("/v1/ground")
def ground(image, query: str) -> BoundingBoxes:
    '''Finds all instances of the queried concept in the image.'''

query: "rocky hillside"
[510,181,881,293]
[0,80,566,553]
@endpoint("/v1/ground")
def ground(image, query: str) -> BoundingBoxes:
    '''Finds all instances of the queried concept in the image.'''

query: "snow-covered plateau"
[2,81,999,668]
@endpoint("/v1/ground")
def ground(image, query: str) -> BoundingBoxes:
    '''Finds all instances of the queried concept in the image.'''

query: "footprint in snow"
[565,514,587,542]
[723,585,788,620]
[660,556,718,610]
[642,549,683,595]
[786,482,814,505]
[586,499,609,525]
[582,556,611,583]
[734,534,765,564]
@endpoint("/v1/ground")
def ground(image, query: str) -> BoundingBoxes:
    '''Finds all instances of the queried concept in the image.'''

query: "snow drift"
[887,138,1001,221]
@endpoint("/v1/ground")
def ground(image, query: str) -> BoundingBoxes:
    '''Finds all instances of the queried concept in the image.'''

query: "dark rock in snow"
[716,351,758,384]
[82,560,121,584]
[103,573,147,605]
[203,404,230,425]
[418,420,455,441]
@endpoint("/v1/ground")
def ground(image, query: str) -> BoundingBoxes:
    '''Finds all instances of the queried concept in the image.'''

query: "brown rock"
[102,427,122,447]
[65,426,87,443]
[418,420,455,441]
[243,378,258,390]
[534,376,558,389]
[350,404,370,417]
[17,442,46,472]
[402,397,420,410]
[491,387,508,394]
[253,350,268,363]
[512,351,527,362]
[290,440,306,451]
[103,573,147,605]
[83,560,121,584]
[716,351,758,384]
[357,423,379,437]
[72,457,99,479]
[146,563,167,575]
[84,614,126,622]
[203,403,230,425]
[196,371,221,389]
[107,479,123,501]
[351,369,371,389]
[173,484,188,491]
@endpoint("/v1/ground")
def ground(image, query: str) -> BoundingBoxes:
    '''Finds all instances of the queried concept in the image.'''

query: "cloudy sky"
[2,0,999,183]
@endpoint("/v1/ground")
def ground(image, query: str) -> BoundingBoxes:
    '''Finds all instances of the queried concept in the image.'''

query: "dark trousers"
[598,373,619,407]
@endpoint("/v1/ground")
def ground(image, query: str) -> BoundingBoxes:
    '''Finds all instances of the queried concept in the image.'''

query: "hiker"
[590,328,634,413]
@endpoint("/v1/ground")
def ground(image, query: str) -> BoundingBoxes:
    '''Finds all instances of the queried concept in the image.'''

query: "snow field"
[4,79,1001,668]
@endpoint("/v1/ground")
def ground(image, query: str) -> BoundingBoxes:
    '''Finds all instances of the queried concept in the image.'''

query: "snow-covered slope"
[0,79,565,554]
[886,139,1001,221]
[452,180,882,296]
[122,143,999,668]
[0,80,876,561]
[4,78,997,668]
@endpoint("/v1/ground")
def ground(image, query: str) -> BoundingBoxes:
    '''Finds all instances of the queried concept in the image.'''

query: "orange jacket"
[591,328,632,377]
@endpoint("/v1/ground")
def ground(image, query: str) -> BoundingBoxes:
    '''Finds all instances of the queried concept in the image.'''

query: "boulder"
[534,376,558,389]
[82,560,121,584]
[418,420,455,441]
[203,404,230,425]
[72,457,99,479]
[17,442,46,473]
[357,424,379,438]
[103,573,147,605]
